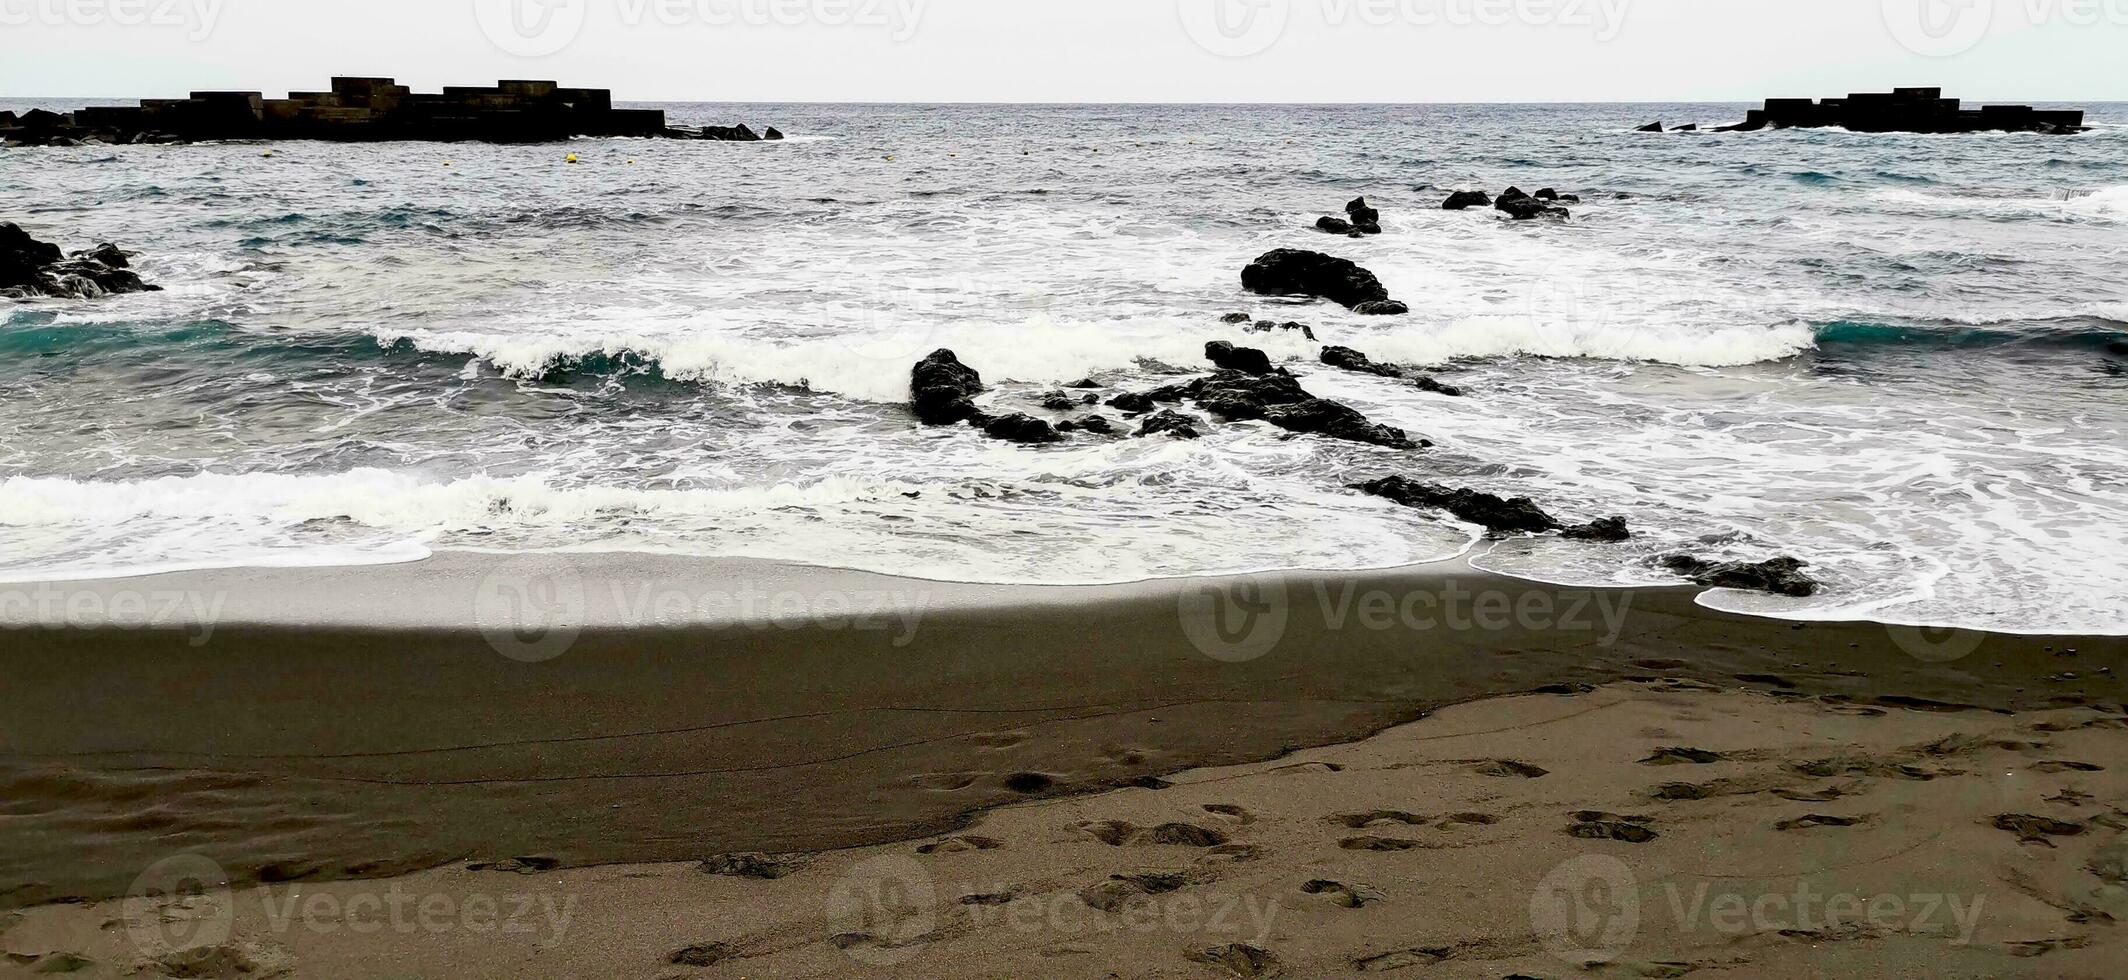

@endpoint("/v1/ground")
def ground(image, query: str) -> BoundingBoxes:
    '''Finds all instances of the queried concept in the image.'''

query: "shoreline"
[3,547,2119,638]
[4,552,2123,916]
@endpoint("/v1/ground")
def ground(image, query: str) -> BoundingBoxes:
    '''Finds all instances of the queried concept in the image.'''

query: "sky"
[0,0,2122,103]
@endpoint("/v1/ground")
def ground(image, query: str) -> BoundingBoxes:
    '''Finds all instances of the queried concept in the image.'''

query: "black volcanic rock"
[1321,346,1464,397]
[1346,197,1381,230]
[1496,188,1570,221]
[1637,122,1664,132]
[1265,400,1414,449]
[910,349,985,425]
[1206,341,1275,375]
[1353,476,1560,535]
[1351,300,1409,316]
[1241,249,1392,310]
[981,413,1063,445]
[764,127,786,140]
[1563,517,1632,543]
[1322,346,1401,378]
[1137,410,1205,440]
[1315,216,1358,236]
[1,223,159,300]
[1245,319,1316,342]
[1443,190,1492,210]
[1114,369,1418,449]
[1219,312,1254,325]
[2107,340,2128,357]
[1661,556,1819,597]
[1058,414,1118,435]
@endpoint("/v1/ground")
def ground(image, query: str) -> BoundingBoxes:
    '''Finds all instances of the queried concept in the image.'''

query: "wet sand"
[1,554,2123,976]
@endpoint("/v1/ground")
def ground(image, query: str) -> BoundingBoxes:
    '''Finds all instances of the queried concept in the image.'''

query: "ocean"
[2,101,2124,634]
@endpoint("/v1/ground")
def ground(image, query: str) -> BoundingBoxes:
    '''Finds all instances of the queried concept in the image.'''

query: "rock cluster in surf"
[1352,476,1630,541]
[1441,186,1576,220]
[1313,197,1383,237]
[1660,555,1820,598]
[1,223,159,300]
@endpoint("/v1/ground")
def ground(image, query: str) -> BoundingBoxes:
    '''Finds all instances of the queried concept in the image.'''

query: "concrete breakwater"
[0,77,785,146]
[1692,88,2086,135]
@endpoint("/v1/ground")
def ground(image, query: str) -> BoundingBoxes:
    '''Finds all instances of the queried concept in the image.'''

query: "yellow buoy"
[566,153,579,164]
[260,150,273,158]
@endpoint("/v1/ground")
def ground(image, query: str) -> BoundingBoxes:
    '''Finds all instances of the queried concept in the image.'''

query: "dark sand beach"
[3,555,2124,977]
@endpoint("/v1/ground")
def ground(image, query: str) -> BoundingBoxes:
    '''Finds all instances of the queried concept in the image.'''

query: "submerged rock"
[1563,517,1632,543]
[1246,319,1316,342]
[1351,300,1409,316]
[1320,346,1464,397]
[981,413,1064,445]
[1660,555,1819,597]
[1442,190,1492,210]
[1111,370,1418,449]
[764,126,786,140]
[1057,414,1118,435]
[1219,312,1254,325]
[1137,410,1205,440]
[1315,216,1360,236]
[1353,476,1560,535]
[1496,187,1570,221]
[1241,249,1394,310]
[910,349,986,425]
[1205,341,1275,375]
[1,223,159,300]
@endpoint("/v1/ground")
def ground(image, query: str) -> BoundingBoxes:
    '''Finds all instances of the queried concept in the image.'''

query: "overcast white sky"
[1,0,2120,102]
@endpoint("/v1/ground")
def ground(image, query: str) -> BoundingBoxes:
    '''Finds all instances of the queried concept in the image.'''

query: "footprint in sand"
[1080,872,1188,913]
[1776,814,1870,831]
[2032,761,2107,773]
[699,853,807,880]
[913,772,981,792]
[1640,747,1725,766]
[1773,786,1850,803]
[969,731,1031,750]
[669,943,735,967]
[1077,820,1230,847]
[1992,813,2086,846]
[1185,943,1282,978]
[1567,811,1659,844]
[1437,812,1502,829]
[1004,772,1056,793]
[2046,788,2095,806]
[1354,946,1452,971]
[1651,782,1718,801]
[1203,804,1255,825]
[1340,836,1429,852]
[1302,879,1380,909]
[1200,844,1264,865]
[1472,760,1550,779]
[917,836,1003,855]
[1332,811,1428,830]
[960,889,1017,907]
